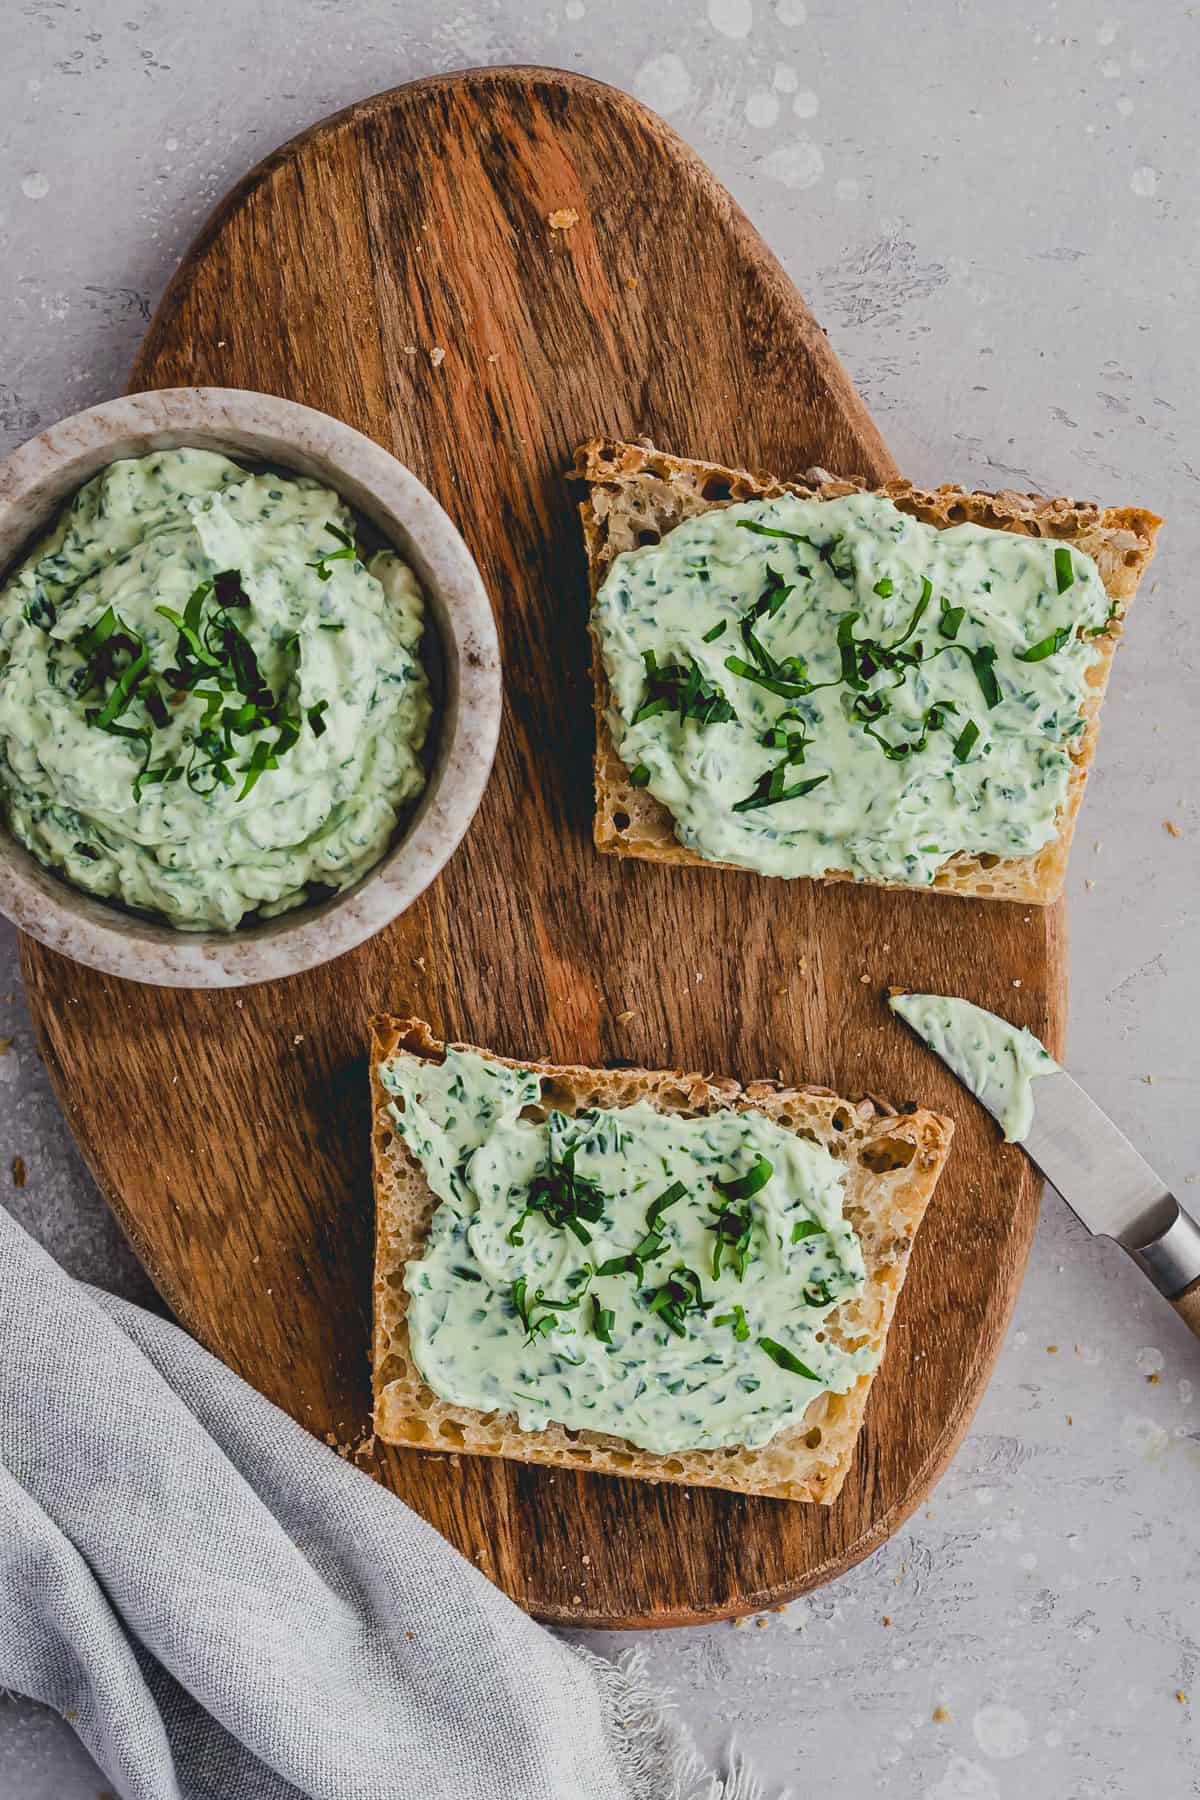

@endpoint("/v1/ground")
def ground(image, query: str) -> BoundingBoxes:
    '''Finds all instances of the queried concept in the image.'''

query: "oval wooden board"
[20,67,1061,1628]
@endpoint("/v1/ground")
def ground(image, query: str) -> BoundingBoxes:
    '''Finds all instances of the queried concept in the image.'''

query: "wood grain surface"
[19,66,1061,1627]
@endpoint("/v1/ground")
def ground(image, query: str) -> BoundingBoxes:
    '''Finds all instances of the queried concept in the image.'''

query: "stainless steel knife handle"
[1123,1198,1200,1337]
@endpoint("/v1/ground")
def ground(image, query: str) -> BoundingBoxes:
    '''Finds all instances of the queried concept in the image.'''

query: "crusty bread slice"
[576,437,1162,905]
[371,1015,954,1503]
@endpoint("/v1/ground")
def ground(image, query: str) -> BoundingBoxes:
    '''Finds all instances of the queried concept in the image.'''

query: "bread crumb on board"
[933,1705,951,1723]
[429,346,446,368]
[548,207,580,230]
[1164,820,1183,837]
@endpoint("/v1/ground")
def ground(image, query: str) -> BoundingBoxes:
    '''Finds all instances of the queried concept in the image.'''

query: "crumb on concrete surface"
[12,1155,26,1188]
[1164,820,1182,837]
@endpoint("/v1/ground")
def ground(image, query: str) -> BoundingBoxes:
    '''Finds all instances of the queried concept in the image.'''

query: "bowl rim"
[0,387,502,988]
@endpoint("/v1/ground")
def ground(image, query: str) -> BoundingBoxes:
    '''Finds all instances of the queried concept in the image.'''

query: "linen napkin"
[0,1201,768,1800]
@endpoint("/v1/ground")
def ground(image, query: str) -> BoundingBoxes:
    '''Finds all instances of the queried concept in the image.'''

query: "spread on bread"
[380,1045,873,1454]
[890,992,1059,1142]
[592,491,1116,886]
[0,448,430,928]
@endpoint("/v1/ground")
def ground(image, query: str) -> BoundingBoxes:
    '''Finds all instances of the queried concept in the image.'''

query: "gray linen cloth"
[0,1203,765,1800]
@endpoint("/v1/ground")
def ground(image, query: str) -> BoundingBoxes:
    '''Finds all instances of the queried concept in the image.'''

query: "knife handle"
[1171,1279,1200,1340]
[1126,1199,1200,1335]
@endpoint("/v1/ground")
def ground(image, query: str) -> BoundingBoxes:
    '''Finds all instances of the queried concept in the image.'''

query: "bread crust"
[370,1015,953,1503]
[575,436,1162,905]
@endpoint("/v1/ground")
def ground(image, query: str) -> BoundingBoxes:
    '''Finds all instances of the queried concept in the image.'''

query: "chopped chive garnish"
[759,1337,820,1380]
[968,644,1002,708]
[873,578,893,597]
[592,1298,615,1344]
[938,596,965,639]
[24,594,56,631]
[953,719,981,762]
[645,1265,709,1338]
[790,1219,823,1242]
[702,620,727,642]
[646,1180,687,1229]
[753,568,794,619]
[308,521,359,581]
[713,1303,750,1341]
[508,1142,606,1247]
[736,520,811,544]
[731,770,828,813]
[715,1156,773,1202]
[888,577,932,650]
[1015,626,1071,663]
[634,654,736,727]
[1087,600,1120,637]
[629,763,651,787]
[724,656,813,699]
[1054,546,1075,594]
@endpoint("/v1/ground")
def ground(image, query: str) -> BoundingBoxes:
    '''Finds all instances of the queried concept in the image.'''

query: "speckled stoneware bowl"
[0,388,501,987]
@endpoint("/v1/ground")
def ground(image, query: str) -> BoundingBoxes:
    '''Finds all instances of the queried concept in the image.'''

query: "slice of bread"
[371,1015,954,1503]
[575,436,1162,905]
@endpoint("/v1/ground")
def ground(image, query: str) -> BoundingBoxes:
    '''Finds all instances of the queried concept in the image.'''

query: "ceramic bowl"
[0,387,501,987]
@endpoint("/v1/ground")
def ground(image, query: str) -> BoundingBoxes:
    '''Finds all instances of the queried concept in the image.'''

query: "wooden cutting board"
[20,67,1061,1628]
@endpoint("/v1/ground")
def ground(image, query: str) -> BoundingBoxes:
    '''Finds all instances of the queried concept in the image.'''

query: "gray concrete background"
[2,1,1198,1794]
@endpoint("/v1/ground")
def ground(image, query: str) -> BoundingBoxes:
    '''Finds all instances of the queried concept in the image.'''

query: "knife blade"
[891,992,1200,1336]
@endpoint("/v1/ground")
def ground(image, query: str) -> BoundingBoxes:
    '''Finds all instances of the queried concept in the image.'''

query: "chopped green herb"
[634,652,736,727]
[969,644,1002,709]
[308,522,359,582]
[24,594,56,632]
[790,1218,823,1242]
[644,1265,710,1338]
[752,568,794,620]
[759,1337,820,1379]
[938,596,965,639]
[953,719,980,762]
[713,1303,750,1342]
[1015,626,1071,663]
[508,1141,607,1247]
[1054,546,1075,595]
[629,762,651,787]
[715,1156,774,1202]
[731,769,829,813]
[702,619,727,642]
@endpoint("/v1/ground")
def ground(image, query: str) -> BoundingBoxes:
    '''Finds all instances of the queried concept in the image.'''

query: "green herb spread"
[594,494,1115,884]
[382,1047,874,1454]
[0,449,431,928]
[890,992,1059,1142]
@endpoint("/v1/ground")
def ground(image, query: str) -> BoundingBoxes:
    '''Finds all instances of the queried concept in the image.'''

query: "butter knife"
[890,992,1200,1339]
